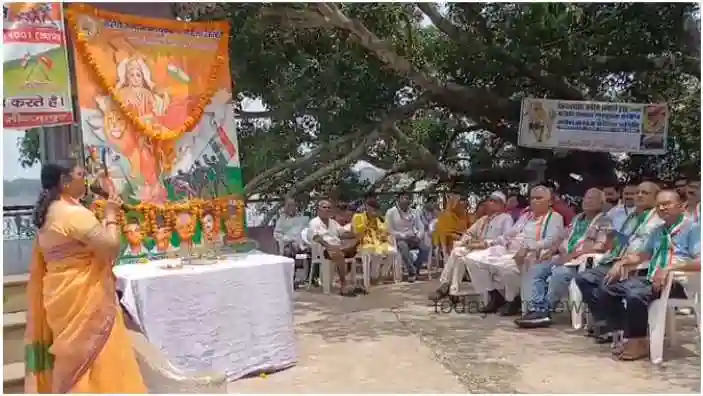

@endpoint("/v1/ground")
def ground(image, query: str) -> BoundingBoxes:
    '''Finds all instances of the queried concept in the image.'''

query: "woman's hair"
[32,161,76,229]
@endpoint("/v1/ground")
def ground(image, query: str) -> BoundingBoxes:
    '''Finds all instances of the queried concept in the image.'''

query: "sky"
[3,129,40,180]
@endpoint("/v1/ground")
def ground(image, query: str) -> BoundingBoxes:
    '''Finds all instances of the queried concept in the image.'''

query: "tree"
[20,3,700,203]
[176,2,700,196]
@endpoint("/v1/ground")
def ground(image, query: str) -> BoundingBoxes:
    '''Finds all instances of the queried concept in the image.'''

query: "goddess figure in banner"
[116,57,171,126]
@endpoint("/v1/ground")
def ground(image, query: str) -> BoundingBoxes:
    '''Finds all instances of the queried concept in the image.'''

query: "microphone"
[89,183,132,212]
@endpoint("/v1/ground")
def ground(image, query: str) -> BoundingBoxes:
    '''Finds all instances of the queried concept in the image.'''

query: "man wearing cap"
[465,185,565,316]
[515,188,612,328]
[429,191,513,301]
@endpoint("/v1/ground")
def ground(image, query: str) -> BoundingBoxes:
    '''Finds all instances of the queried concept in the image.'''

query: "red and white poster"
[3,3,74,129]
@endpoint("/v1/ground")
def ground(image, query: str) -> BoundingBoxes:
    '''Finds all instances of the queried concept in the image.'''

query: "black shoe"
[429,283,450,301]
[407,274,417,283]
[479,290,506,314]
[353,286,368,295]
[595,333,614,344]
[515,311,552,328]
[498,297,522,316]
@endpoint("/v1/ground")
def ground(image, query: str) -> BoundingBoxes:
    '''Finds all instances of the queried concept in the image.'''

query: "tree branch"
[238,110,274,119]
[592,54,701,78]
[367,161,418,192]
[243,131,363,196]
[267,3,512,113]
[285,130,381,198]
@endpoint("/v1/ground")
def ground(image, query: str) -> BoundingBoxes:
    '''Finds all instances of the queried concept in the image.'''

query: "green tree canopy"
[20,3,701,202]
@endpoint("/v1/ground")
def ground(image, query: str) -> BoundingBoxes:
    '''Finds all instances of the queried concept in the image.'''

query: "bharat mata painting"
[76,18,241,204]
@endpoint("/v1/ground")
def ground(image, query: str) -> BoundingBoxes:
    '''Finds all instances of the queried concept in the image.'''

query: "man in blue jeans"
[516,188,612,328]
[385,193,430,282]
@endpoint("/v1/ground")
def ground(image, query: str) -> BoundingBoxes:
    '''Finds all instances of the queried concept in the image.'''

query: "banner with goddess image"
[68,4,246,263]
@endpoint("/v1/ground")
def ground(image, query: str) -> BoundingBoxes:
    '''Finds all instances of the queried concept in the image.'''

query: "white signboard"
[517,98,668,154]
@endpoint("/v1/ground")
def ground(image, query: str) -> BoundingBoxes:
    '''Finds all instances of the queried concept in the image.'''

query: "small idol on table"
[122,217,149,256]
[200,209,223,245]
[150,213,176,256]
[224,200,244,244]
[175,209,199,255]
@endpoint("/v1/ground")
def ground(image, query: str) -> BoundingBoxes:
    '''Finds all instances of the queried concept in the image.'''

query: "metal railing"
[3,206,35,276]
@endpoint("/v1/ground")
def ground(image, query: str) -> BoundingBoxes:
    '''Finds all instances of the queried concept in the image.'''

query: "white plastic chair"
[648,271,701,364]
[300,228,364,294]
[274,236,286,255]
[568,253,604,330]
[373,237,402,284]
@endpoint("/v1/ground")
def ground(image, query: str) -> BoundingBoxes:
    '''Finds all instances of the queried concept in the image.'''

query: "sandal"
[615,339,649,361]
[618,347,649,361]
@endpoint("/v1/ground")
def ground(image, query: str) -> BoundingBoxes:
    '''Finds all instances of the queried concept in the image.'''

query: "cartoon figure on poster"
[522,99,557,146]
[640,104,667,150]
[68,4,248,263]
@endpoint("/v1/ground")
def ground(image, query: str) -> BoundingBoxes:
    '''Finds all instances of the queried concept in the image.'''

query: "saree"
[25,199,146,393]
[351,213,394,255]
[433,198,472,247]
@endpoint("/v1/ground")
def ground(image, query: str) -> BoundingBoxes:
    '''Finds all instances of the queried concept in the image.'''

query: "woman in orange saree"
[25,162,146,393]
[433,193,472,250]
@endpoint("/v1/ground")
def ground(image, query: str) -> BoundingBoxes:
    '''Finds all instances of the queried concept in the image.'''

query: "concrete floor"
[229,281,701,394]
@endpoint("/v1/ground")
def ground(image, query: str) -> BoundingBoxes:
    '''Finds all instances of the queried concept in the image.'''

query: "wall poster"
[3,2,74,128]
[67,4,245,263]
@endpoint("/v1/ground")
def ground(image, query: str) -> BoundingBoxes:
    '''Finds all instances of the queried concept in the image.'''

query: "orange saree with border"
[25,199,146,393]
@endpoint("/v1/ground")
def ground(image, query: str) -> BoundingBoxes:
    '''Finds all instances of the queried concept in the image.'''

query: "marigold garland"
[91,196,245,237]
[66,4,231,142]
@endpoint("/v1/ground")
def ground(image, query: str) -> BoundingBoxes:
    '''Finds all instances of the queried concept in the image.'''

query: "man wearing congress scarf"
[598,190,700,361]
[516,188,613,328]
[465,185,565,316]
[429,191,514,302]
[574,181,663,343]
[685,179,700,224]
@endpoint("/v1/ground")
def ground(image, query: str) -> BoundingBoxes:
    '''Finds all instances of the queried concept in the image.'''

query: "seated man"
[274,197,310,256]
[429,191,513,301]
[574,181,662,343]
[274,197,310,287]
[309,200,361,297]
[465,186,565,316]
[597,190,700,360]
[385,193,430,282]
[352,197,396,283]
[516,188,612,328]
[685,178,700,224]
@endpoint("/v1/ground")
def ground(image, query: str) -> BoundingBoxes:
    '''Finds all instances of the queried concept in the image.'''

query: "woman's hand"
[104,194,123,220]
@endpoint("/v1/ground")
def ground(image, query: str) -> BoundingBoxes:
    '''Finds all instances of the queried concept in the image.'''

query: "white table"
[113,252,297,381]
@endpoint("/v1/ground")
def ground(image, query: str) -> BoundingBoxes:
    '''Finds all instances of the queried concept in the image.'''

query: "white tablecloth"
[113,252,297,381]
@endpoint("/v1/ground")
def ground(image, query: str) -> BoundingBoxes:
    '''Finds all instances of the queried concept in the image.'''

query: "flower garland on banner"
[66,4,231,141]
[91,196,244,234]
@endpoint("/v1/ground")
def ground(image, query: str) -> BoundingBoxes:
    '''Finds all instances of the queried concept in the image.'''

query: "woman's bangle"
[105,220,118,227]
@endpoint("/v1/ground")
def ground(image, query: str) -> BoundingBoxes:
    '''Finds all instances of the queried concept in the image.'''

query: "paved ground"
[230,280,701,394]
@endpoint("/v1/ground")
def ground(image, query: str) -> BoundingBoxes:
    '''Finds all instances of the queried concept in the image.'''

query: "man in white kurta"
[429,191,513,301]
[465,186,565,316]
